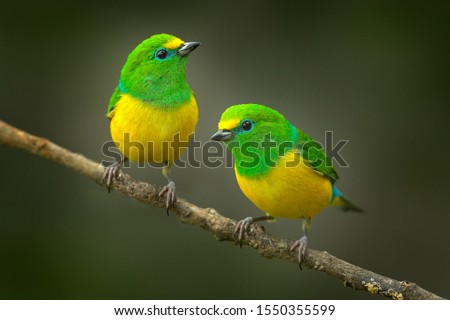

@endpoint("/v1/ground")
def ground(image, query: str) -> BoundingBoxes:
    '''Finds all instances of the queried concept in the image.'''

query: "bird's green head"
[119,33,200,106]
[211,104,298,176]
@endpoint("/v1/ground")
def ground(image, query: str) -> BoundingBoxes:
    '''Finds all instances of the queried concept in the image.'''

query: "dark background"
[1,0,449,299]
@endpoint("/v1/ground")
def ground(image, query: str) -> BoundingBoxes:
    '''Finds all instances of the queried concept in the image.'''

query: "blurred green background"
[1,0,449,299]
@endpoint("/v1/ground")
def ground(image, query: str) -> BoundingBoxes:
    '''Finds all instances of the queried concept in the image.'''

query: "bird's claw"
[289,236,308,269]
[234,217,254,247]
[158,181,177,214]
[102,162,121,193]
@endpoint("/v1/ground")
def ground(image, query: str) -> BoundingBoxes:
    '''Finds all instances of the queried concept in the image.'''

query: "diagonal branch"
[0,119,444,300]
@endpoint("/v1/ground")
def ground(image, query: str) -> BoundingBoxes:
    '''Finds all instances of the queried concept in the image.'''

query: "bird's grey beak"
[211,130,233,142]
[178,42,201,56]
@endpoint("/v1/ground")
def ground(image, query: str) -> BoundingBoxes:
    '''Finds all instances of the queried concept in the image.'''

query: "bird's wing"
[106,87,122,118]
[295,129,339,181]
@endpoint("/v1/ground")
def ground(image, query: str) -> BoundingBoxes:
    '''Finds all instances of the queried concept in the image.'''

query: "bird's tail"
[331,185,364,213]
[332,196,364,213]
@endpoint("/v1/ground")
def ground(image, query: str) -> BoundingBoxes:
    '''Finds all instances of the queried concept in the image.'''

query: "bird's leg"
[158,164,176,214]
[289,217,312,269]
[102,157,127,193]
[235,215,274,247]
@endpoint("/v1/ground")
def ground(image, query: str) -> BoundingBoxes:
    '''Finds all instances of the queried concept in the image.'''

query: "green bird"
[211,104,362,266]
[103,33,200,211]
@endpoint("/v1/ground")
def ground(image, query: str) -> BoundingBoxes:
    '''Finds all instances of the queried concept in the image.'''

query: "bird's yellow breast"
[109,93,198,164]
[235,150,332,219]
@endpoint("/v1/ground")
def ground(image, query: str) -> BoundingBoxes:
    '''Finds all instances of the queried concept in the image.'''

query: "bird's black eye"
[241,120,253,131]
[155,49,168,60]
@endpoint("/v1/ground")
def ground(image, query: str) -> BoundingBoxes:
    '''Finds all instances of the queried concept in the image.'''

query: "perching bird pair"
[104,33,362,266]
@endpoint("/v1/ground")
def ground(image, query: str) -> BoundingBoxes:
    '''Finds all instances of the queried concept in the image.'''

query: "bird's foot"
[289,235,308,269]
[158,181,176,214]
[234,217,254,248]
[102,161,122,193]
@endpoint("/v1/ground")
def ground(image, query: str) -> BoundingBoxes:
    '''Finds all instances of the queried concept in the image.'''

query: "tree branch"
[0,119,444,300]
